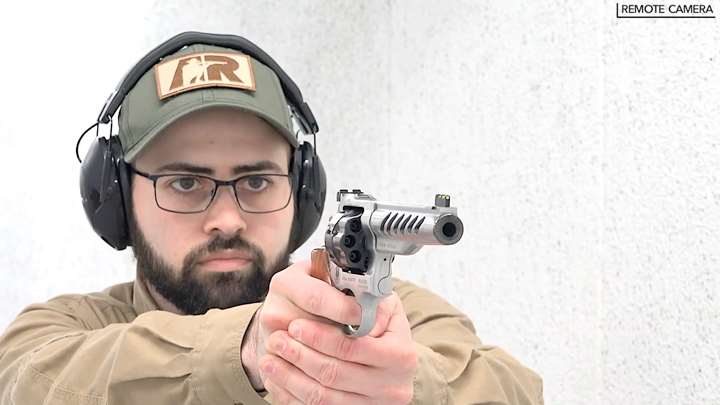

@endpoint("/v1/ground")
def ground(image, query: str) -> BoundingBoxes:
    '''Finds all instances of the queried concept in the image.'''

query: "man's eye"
[241,176,271,191]
[170,176,201,192]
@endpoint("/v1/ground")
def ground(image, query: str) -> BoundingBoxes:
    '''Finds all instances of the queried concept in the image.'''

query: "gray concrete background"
[1,1,719,404]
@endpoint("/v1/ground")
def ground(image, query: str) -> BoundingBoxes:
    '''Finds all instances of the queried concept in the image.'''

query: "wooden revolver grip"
[310,248,332,284]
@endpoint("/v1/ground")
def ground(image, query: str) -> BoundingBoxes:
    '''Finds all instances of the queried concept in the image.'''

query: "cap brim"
[123,99,298,162]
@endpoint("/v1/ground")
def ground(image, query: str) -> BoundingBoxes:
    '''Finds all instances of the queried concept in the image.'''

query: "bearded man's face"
[129,107,295,314]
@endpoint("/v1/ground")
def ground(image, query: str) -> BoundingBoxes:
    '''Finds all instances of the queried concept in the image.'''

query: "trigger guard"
[344,293,380,337]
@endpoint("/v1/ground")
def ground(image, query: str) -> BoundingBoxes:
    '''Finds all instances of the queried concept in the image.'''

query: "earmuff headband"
[97,31,318,134]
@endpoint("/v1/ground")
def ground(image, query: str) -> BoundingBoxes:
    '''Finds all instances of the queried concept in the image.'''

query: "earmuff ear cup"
[112,138,133,248]
[79,137,130,250]
[289,141,327,251]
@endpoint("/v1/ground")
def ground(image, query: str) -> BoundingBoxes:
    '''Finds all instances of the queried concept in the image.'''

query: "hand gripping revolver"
[323,189,464,337]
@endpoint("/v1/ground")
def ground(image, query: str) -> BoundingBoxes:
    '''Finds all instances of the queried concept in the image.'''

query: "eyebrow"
[154,161,285,176]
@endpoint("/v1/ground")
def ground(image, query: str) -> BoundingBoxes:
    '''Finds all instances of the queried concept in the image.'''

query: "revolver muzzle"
[433,214,464,245]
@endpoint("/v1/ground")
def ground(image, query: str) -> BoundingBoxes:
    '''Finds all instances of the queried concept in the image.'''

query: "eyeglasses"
[129,166,293,214]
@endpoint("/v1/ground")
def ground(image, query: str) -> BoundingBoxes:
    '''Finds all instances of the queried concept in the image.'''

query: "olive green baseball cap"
[118,43,298,162]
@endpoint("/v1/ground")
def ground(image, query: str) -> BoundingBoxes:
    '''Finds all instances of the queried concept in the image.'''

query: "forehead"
[135,107,291,169]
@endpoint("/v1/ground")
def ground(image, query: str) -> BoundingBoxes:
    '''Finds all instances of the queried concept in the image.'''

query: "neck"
[144,279,185,315]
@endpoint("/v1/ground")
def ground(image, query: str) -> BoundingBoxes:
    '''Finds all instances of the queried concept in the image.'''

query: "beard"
[129,216,291,315]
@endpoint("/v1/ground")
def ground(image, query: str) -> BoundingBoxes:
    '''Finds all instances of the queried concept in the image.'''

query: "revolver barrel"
[370,208,463,246]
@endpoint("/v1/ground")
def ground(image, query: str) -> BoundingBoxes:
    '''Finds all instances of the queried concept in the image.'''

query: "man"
[0,33,543,404]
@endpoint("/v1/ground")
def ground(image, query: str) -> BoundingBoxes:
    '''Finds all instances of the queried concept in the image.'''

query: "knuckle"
[259,306,286,331]
[336,336,356,360]
[269,269,295,292]
[268,271,285,289]
[305,291,325,314]
[398,347,418,373]
[296,322,319,347]
[266,333,282,353]
[308,384,329,405]
[262,358,289,387]
[318,359,339,386]
[287,340,301,363]
[309,326,322,349]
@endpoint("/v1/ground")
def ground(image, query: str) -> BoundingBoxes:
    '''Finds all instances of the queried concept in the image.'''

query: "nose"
[202,185,248,237]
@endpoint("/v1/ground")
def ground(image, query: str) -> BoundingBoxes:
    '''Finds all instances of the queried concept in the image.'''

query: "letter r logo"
[154,52,256,99]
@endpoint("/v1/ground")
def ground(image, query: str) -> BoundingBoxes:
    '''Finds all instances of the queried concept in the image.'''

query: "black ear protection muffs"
[78,31,326,252]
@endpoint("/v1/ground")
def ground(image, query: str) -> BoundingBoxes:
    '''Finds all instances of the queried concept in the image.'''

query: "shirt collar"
[132,275,162,316]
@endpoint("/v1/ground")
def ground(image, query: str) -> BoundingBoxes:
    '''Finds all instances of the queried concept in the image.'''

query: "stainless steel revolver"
[324,189,464,337]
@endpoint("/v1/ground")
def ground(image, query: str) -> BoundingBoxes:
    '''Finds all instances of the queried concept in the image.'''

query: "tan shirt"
[0,277,543,405]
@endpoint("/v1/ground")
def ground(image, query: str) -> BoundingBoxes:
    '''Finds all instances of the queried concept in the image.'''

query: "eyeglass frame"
[128,165,294,214]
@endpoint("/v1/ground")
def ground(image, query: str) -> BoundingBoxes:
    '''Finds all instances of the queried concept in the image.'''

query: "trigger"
[343,293,379,337]
[378,277,393,295]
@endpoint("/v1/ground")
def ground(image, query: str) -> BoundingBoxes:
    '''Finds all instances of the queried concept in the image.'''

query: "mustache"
[182,234,263,270]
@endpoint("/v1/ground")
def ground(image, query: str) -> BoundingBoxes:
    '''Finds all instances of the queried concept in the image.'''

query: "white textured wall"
[1,1,719,404]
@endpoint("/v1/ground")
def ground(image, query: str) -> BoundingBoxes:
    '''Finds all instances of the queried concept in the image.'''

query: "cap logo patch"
[154,52,256,99]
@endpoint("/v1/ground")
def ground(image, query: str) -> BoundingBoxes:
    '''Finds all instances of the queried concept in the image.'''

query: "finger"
[275,262,363,325]
[287,318,416,370]
[260,353,369,405]
[263,378,303,405]
[267,330,383,394]
[310,248,331,283]
[377,293,411,337]
[258,292,331,333]
[367,294,398,337]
